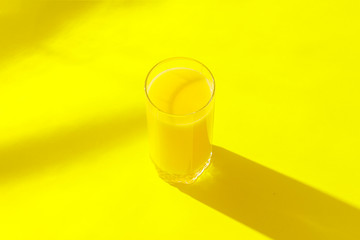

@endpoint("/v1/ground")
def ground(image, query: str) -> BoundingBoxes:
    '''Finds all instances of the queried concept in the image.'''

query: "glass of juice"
[145,57,215,184]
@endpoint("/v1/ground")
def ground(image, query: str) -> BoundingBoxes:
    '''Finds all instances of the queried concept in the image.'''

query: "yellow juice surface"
[147,68,214,176]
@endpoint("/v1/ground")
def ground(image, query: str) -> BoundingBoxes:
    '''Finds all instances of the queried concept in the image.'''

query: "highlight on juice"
[145,57,215,184]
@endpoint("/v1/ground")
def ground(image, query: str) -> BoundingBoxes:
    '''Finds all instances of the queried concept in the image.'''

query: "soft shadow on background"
[0,0,149,182]
[0,0,96,67]
[176,146,360,240]
[0,0,147,68]
[0,112,145,183]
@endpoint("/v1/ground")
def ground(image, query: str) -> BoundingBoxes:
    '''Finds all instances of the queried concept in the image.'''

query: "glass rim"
[145,57,215,117]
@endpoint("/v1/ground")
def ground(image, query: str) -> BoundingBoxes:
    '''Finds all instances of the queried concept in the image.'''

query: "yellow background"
[0,0,359,239]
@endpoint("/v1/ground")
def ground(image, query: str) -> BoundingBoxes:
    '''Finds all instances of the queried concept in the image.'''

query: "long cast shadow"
[0,111,145,183]
[176,146,360,240]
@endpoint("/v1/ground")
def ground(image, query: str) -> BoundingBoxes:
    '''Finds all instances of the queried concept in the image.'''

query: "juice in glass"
[145,58,215,184]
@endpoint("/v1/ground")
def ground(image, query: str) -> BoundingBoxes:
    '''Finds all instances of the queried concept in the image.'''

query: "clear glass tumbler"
[145,57,215,184]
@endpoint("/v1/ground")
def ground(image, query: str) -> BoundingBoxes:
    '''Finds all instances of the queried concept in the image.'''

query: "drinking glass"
[145,57,215,184]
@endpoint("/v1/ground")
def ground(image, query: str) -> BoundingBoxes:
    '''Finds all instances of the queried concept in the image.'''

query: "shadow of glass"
[176,146,360,240]
[0,111,145,183]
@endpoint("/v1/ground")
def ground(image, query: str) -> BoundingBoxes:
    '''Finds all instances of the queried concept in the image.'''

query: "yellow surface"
[0,0,359,239]
[147,67,213,177]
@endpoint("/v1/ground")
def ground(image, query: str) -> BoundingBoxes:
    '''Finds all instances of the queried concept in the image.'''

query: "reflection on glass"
[145,57,215,184]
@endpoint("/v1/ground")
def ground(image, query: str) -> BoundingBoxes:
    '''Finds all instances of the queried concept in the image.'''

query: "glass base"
[154,153,212,184]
